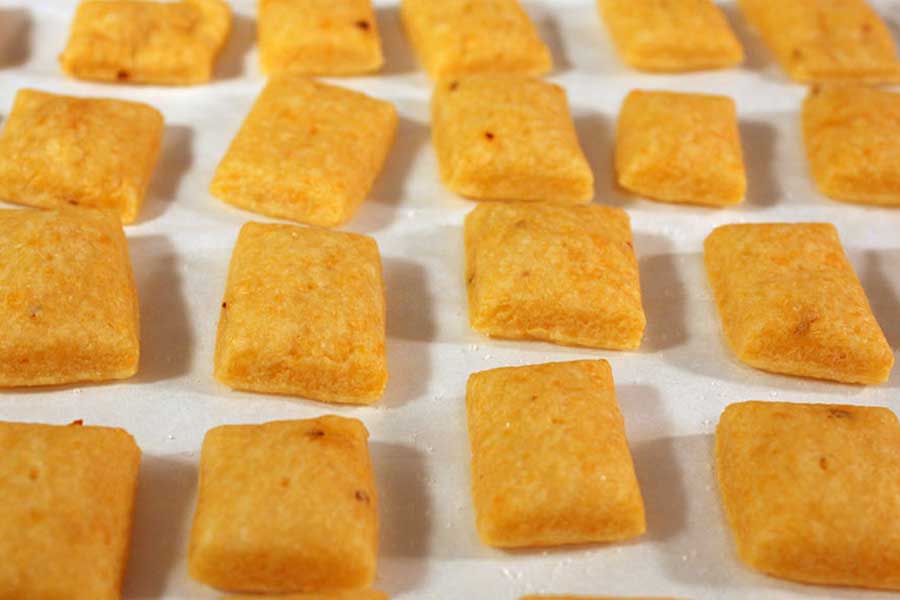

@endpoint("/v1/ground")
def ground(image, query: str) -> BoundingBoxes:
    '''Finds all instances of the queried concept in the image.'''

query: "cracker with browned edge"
[718,401,900,590]
[739,0,900,83]
[210,76,396,227]
[401,0,551,79]
[465,202,644,350]
[467,360,646,548]
[0,421,141,600]
[803,85,900,206]
[615,90,745,207]
[60,0,231,85]
[259,0,383,75]
[0,89,163,223]
[599,0,743,72]
[0,208,140,386]
[189,417,378,593]
[705,223,893,384]
[432,76,592,203]
[215,222,387,404]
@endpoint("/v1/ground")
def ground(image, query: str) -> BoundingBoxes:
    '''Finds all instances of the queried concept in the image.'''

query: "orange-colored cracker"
[189,417,378,593]
[259,0,383,75]
[0,208,140,386]
[598,0,743,72]
[717,401,900,590]
[615,90,745,207]
[432,76,593,203]
[210,76,396,227]
[214,222,387,404]
[0,88,163,223]
[60,0,231,85]
[803,85,900,206]
[738,0,900,83]
[465,202,645,350]
[401,0,551,79]
[0,421,141,600]
[705,223,893,384]
[467,360,646,548]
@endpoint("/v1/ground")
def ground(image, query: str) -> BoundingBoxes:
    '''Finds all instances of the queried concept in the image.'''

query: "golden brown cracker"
[259,0,383,75]
[60,0,231,85]
[739,0,900,83]
[467,360,646,548]
[465,202,644,350]
[0,208,140,386]
[599,0,743,71]
[0,88,163,223]
[189,417,378,592]
[615,90,745,207]
[717,401,900,589]
[705,223,893,384]
[803,85,900,206]
[0,420,141,600]
[214,222,387,404]
[432,76,593,203]
[401,0,551,79]
[210,76,397,227]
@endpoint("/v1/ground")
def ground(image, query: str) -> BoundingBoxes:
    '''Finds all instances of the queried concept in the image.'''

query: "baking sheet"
[1,1,899,598]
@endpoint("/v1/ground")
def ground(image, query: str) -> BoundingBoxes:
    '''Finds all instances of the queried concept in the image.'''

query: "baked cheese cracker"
[210,76,396,227]
[0,421,141,600]
[615,90,745,207]
[60,0,231,85]
[465,202,645,350]
[803,85,900,206]
[467,360,646,548]
[598,0,743,72]
[259,0,383,75]
[214,222,387,404]
[225,592,388,600]
[189,417,378,593]
[717,401,900,590]
[0,208,140,386]
[401,0,551,79]
[738,0,900,83]
[432,76,593,203]
[0,89,163,224]
[705,223,893,384]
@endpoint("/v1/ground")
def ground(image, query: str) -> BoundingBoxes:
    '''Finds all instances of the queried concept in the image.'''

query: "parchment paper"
[0,1,899,598]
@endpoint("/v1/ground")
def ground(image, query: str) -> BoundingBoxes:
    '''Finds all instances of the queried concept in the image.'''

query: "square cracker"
[59,0,231,85]
[598,0,743,72]
[0,88,163,224]
[465,202,645,350]
[615,90,745,207]
[717,401,900,590]
[214,222,387,404]
[401,0,551,79]
[432,76,593,203]
[189,417,379,593]
[225,592,388,600]
[803,85,900,206]
[467,360,646,548]
[259,0,383,75]
[738,0,900,83]
[210,76,397,227]
[704,223,893,384]
[0,421,141,600]
[0,208,140,386]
